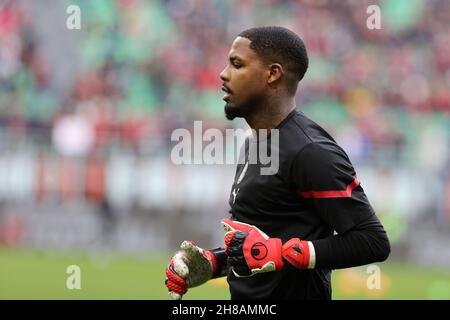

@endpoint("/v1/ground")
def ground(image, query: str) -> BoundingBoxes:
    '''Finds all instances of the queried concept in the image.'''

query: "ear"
[267,63,284,84]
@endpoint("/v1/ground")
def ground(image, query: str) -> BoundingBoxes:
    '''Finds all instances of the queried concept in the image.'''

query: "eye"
[233,62,242,69]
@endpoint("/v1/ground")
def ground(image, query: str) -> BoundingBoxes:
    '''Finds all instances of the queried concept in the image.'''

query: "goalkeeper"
[165,26,390,300]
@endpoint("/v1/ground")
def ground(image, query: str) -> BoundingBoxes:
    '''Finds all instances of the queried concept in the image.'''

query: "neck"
[245,95,296,136]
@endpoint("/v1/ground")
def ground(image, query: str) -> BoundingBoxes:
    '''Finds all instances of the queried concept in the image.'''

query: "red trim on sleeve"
[298,177,360,199]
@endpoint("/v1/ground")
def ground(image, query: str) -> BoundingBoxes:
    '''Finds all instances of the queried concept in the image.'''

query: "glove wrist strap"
[282,238,316,269]
[207,247,227,278]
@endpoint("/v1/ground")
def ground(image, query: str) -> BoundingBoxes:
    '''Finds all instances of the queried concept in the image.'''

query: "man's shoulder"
[280,109,339,155]
[287,112,354,171]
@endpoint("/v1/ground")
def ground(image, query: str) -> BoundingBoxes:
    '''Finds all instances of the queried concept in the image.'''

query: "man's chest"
[228,160,302,214]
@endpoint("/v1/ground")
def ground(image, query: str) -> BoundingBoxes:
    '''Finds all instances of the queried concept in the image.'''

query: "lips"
[222,84,232,101]
[222,83,232,93]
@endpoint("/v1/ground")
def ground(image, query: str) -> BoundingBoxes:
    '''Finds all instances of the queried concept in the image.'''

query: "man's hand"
[221,218,314,277]
[221,219,283,277]
[165,241,220,300]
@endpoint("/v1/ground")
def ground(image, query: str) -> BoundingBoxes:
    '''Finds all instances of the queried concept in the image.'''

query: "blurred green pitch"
[1,248,449,300]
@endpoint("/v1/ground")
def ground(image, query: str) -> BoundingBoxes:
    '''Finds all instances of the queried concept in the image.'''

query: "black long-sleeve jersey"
[226,109,390,300]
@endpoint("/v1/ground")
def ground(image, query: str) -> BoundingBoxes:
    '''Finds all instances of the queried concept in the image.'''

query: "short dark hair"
[238,26,308,93]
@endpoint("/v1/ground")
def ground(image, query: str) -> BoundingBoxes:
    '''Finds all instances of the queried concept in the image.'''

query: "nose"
[220,66,229,82]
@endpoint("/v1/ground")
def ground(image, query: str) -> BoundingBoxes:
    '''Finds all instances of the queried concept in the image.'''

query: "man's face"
[220,37,267,120]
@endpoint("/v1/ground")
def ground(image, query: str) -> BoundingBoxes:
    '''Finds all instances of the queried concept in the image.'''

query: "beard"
[224,94,264,121]
[224,103,243,120]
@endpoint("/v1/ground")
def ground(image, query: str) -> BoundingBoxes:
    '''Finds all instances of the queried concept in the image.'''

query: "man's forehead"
[228,36,255,59]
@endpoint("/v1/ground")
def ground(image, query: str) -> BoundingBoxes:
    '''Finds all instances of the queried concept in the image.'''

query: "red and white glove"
[165,241,222,300]
[221,218,315,277]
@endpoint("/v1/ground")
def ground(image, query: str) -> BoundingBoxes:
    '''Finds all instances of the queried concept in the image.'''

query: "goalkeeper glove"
[221,218,315,277]
[165,240,226,300]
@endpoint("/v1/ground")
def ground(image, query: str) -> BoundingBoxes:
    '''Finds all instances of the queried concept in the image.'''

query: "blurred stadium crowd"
[0,0,449,265]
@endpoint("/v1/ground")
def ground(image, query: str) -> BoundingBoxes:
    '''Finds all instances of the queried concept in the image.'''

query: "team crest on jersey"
[236,161,249,184]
